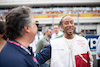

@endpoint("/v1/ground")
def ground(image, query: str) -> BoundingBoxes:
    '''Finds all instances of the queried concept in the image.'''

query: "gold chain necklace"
[65,37,75,50]
[63,35,76,67]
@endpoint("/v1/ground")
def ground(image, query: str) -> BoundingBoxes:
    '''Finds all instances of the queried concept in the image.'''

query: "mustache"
[67,28,74,30]
[65,32,73,36]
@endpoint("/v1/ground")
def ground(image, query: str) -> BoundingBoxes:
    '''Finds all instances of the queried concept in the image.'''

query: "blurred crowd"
[32,10,100,14]
[0,7,100,16]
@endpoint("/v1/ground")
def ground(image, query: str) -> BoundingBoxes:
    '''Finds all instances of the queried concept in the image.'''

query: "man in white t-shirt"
[51,24,63,39]
[50,16,93,67]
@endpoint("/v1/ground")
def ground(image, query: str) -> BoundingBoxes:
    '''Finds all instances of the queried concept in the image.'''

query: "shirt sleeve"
[35,39,43,53]
[36,45,51,65]
[96,36,100,53]
[86,39,94,67]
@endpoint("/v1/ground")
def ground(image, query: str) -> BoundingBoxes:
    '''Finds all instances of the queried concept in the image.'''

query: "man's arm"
[35,40,43,53]
[88,47,94,67]
[85,39,93,67]
[98,53,100,57]
[36,45,51,65]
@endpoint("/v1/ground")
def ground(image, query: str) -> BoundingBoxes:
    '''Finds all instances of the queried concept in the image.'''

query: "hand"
[98,53,100,57]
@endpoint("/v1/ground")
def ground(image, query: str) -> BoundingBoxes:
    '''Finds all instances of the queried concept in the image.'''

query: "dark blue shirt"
[0,40,51,67]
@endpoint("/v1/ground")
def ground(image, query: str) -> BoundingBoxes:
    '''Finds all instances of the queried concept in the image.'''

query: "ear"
[60,24,63,29]
[0,34,4,38]
[23,26,30,33]
[45,32,47,35]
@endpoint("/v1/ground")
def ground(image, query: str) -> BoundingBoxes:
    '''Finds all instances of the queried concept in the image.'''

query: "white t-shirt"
[51,31,63,39]
[64,37,75,67]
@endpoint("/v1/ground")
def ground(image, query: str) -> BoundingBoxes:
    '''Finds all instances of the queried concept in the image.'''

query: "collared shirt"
[0,39,51,67]
[0,39,39,67]
[51,31,63,39]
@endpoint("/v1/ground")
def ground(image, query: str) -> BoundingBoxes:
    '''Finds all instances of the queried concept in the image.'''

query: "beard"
[65,31,73,36]
[48,34,51,37]
[67,33,73,36]
[64,28,74,36]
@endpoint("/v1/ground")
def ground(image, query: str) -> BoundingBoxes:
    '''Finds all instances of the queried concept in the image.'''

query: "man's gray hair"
[42,27,50,35]
[6,6,33,39]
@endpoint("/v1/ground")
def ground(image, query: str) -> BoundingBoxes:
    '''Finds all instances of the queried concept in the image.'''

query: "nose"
[68,22,72,26]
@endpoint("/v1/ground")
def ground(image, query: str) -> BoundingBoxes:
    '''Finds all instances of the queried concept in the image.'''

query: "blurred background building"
[0,0,100,67]
[0,0,100,35]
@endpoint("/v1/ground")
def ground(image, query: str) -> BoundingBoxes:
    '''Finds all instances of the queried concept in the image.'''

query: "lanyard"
[7,40,31,55]
[7,40,39,65]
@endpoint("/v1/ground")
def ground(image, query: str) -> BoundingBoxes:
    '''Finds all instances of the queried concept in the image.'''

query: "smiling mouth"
[67,29,73,32]
[68,29,73,30]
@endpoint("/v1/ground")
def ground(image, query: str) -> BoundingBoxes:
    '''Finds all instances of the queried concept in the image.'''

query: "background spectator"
[0,21,7,52]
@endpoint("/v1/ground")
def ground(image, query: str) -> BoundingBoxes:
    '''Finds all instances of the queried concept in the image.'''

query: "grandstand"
[0,0,100,67]
[0,0,100,35]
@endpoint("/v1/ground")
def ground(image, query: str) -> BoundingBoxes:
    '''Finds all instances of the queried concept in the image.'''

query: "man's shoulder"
[59,31,63,34]
[75,34,87,41]
[0,45,23,61]
[51,33,55,36]
[1,43,28,58]
[98,36,100,40]
[38,38,45,42]
[0,48,30,67]
[51,34,63,41]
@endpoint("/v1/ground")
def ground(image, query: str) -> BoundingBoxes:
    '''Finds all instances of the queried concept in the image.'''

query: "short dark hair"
[42,27,50,35]
[5,6,33,39]
[53,24,60,28]
[59,15,68,25]
[0,21,5,34]
[0,21,7,40]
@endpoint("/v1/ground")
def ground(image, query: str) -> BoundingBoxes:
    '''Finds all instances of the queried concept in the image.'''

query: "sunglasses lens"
[36,24,39,27]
